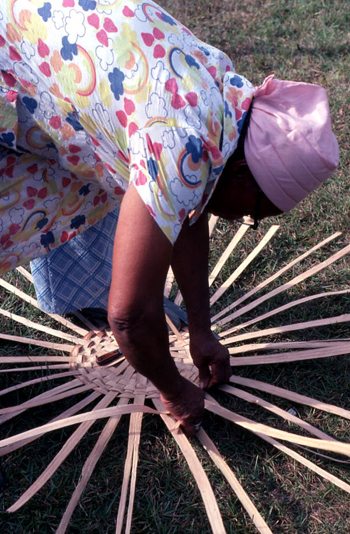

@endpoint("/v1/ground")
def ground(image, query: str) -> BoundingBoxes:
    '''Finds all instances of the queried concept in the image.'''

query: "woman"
[0,0,338,434]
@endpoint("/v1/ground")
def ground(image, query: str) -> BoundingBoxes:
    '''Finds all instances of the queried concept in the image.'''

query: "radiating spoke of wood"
[116,376,146,534]
[293,446,350,465]
[0,380,89,427]
[0,365,71,373]
[165,314,188,347]
[8,391,118,513]
[211,231,341,323]
[0,278,88,337]
[16,266,33,283]
[0,391,101,458]
[56,396,131,534]
[221,289,350,337]
[0,308,82,343]
[0,380,93,416]
[197,428,272,534]
[208,224,249,288]
[210,226,280,306]
[0,278,39,308]
[0,333,73,352]
[206,396,350,497]
[228,339,347,354]
[0,355,71,363]
[229,375,350,420]
[222,315,350,345]
[0,371,78,398]
[153,398,226,534]
[0,404,163,449]
[164,266,175,298]
[255,432,350,495]
[208,214,219,236]
[71,310,100,332]
[124,408,143,534]
[205,397,350,457]
[213,242,350,327]
[175,223,250,306]
[228,341,350,366]
[220,385,336,442]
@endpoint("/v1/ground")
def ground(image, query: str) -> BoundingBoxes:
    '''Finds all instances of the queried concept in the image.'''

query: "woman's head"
[207,75,338,224]
[244,76,339,213]
[205,156,283,223]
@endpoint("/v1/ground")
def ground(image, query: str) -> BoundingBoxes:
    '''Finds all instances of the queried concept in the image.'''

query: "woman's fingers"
[160,378,205,436]
[209,355,232,387]
[191,334,232,389]
[198,366,211,389]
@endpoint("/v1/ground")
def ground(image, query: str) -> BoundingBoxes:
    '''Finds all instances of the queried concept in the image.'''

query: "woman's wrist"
[158,374,186,400]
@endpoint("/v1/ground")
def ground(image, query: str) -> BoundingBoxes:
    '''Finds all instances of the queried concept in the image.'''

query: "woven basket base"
[69,329,198,399]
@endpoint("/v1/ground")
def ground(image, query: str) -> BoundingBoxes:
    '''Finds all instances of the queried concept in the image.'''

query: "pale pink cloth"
[244,75,339,212]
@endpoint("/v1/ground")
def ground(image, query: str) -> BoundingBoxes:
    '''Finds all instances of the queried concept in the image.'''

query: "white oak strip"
[292,446,350,465]
[198,428,272,534]
[228,340,346,354]
[165,314,187,347]
[222,315,350,345]
[255,432,350,495]
[208,214,219,236]
[56,396,131,534]
[48,314,89,337]
[0,391,101,458]
[153,398,226,534]
[71,310,100,332]
[0,404,163,448]
[8,391,118,512]
[174,290,183,307]
[214,243,350,327]
[229,375,350,420]
[116,378,146,534]
[0,278,88,337]
[164,266,175,298]
[205,395,350,496]
[125,397,144,534]
[210,226,280,306]
[221,289,350,337]
[0,371,78,397]
[211,232,341,323]
[220,385,336,442]
[0,355,70,362]
[0,383,93,415]
[228,342,350,366]
[175,223,250,306]
[16,266,33,283]
[204,399,350,457]
[0,365,71,372]
[0,308,82,343]
[0,380,88,426]
[0,333,73,352]
[208,225,249,287]
[0,278,38,307]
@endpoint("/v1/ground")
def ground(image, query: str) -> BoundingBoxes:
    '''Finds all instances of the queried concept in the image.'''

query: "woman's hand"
[190,331,231,389]
[160,377,204,436]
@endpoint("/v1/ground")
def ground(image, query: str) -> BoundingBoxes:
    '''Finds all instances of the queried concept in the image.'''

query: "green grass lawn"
[0,1,349,533]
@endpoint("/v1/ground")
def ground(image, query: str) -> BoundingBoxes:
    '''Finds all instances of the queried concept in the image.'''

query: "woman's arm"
[107,184,204,434]
[171,214,231,388]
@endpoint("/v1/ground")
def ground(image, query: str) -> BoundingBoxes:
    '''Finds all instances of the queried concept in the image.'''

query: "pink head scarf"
[244,75,339,212]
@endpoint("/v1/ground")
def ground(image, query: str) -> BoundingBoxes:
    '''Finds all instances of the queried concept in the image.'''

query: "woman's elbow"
[108,306,145,342]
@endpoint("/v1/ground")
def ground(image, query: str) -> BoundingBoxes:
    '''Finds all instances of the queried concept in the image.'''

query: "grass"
[0,0,349,532]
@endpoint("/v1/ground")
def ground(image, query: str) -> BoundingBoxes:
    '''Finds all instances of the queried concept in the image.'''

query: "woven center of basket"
[69,330,198,398]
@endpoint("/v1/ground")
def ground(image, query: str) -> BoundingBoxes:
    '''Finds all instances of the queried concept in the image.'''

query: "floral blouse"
[0,0,254,273]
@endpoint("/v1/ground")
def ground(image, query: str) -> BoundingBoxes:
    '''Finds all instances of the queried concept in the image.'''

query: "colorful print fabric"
[0,0,254,273]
